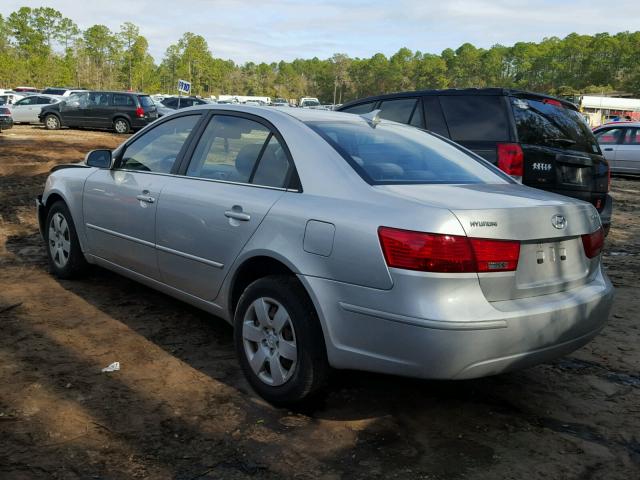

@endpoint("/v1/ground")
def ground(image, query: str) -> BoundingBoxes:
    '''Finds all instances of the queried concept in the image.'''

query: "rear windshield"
[512,97,600,154]
[138,95,155,107]
[307,121,510,185]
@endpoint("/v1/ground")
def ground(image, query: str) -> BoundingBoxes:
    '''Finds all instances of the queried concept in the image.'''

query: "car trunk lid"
[377,183,602,301]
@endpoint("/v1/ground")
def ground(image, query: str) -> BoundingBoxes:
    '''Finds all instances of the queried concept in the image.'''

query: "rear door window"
[113,94,135,106]
[624,128,640,145]
[423,97,449,136]
[186,115,271,183]
[512,97,599,153]
[378,98,417,124]
[439,95,509,141]
[340,101,376,115]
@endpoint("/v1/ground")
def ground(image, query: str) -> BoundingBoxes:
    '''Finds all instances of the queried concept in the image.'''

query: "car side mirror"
[85,149,112,169]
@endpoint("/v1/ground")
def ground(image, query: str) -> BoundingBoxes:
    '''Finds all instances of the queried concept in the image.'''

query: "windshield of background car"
[512,97,600,154]
[306,121,511,185]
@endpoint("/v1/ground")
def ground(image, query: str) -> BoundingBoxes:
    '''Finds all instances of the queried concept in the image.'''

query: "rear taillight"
[581,228,604,258]
[469,238,521,272]
[135,106,144,118]
[378,227,520,273]
[497,143,524,182]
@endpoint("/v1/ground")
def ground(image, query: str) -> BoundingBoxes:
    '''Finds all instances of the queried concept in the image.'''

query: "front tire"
[234,275,329,406]
[44,114,60,130]
[44,201,88,279]
[113,118,130,134]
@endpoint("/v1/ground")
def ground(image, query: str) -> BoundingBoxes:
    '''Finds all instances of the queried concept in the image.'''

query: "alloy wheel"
[242,297,298,386]
[48,212,71,268]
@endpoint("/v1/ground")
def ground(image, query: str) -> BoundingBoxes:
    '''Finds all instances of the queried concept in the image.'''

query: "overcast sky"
[3,0,640,64]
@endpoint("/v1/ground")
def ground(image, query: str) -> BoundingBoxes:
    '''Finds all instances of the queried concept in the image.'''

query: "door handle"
[604,148,614,151]
[136,194,155,204]
[224,210,250,221]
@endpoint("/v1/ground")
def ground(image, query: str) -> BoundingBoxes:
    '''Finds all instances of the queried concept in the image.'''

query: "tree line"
[1,6,640,103]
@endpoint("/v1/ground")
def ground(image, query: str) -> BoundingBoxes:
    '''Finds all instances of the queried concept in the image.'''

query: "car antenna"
[360,109,382,128]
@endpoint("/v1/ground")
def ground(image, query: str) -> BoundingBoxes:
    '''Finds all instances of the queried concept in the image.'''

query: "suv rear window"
[512,97,600,154]
[113,94,135,106]
[307,120,509,185]
[439,96,509,141]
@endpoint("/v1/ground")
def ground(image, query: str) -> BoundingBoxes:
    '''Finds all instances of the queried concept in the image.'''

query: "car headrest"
[235,143,263,178]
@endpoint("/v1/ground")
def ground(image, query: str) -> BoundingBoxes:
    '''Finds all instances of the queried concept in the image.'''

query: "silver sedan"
[11,94,61,124]
[594,122,640,175]
[37,105,614,405]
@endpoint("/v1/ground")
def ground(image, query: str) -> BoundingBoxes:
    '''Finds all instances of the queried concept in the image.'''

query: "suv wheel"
[44,201,88,279]
[234,275,329,405]
[113,118,130,134]
[44,114,60,130]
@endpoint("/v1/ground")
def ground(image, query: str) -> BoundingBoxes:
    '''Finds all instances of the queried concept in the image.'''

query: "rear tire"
[44,201,88,279]
[234,275,329,406]
[113,118,130,134]
[44,114,60,130]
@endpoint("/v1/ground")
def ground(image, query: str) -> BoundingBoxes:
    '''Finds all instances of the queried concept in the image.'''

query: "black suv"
[338,88,612,232]
[39,91,158,133]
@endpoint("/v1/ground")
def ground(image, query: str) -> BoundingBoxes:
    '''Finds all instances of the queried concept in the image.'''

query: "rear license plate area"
[558,164,590,186]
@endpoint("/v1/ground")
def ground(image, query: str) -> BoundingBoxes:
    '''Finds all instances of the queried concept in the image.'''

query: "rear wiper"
[548,137,576,146]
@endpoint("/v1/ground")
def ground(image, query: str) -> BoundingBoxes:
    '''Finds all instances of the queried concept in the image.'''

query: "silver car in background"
[37,106,614,405]
[594,122,640,175]
[11,94,62,124]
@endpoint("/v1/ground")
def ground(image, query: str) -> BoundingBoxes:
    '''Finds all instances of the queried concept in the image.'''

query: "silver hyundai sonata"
[37,105,614,404]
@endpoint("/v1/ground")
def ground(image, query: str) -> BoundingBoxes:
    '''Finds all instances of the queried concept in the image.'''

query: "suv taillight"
[378,227,520,273]
[581,228,604,258]
[135,106,144,118]
[497,143,524,182]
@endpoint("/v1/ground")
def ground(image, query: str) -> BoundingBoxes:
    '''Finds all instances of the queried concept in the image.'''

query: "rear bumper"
[0,116,13,130]
[599,194,613,235]
[300,268,614,379]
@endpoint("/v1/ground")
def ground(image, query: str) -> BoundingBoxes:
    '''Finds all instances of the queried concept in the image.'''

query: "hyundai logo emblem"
[551,214,567,230]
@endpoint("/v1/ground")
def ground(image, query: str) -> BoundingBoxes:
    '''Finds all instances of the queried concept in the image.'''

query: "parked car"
[11,94,62,124]
[37,106,613,405]
[39,91,158,133]
[338,89,612,233]
[0,92,25,105]
[156,96,211,117]
[299,97,324,109]
[13,86,40,93]
[41,87,88,97]
[593,122,640,175]
[0,106,13,131]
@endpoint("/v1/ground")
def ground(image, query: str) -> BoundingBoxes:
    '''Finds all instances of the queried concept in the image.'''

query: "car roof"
[169,103,376,125]
[594,121,640,129]
[339,87,577,110]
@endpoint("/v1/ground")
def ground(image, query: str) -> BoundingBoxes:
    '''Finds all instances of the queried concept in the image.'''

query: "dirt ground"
[0,125,638,480]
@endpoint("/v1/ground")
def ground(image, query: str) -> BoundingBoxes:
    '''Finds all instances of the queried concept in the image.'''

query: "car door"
[156,113,294,300]
[87,92,113,128]
[615,127,640,174]
[594,127,625,172]
[82,113,203,279]
[61,92,89,126]
[10,96,34,123]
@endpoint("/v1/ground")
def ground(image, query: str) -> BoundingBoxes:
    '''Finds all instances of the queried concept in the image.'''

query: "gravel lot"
[1,125,638,480]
